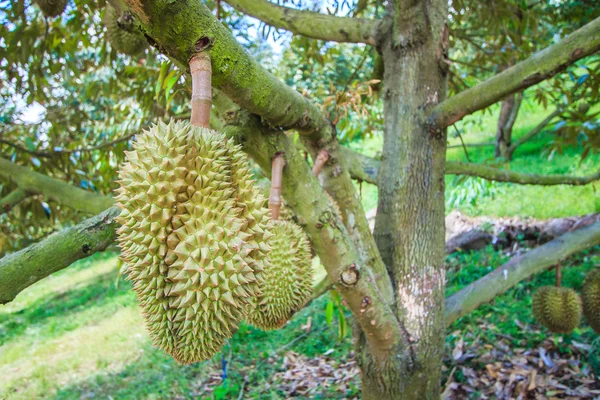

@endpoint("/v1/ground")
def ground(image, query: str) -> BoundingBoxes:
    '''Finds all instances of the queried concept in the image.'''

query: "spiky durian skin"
[115,120,272,364]
[247,221,313,330]
[532,286,582,334]
[33,0,67,17]
[103,5,146,57]
[582,269,600,333]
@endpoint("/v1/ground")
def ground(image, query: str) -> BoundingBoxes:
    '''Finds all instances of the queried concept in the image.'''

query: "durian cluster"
[116,120,314,364]
[531,268,600,335]
[103,4,147,57]
[33,0,67,17]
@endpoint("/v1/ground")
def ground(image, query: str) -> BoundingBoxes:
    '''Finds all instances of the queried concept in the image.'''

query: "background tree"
[1,0,600,398]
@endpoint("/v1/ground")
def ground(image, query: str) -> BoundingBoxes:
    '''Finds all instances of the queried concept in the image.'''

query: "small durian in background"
[115,120,272,364]
[33,0,67,18]
[532,286,582,334]
[103,4,147,57]
[582,268,600,333]
[247,220,313,330]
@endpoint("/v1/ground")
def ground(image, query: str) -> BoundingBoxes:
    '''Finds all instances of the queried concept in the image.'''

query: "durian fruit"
[532,286,582,334]
[247,220,313,330]
[115,119,273,364]
[103,4,146,57]
[582,269,600,333]
[33,0,67,18]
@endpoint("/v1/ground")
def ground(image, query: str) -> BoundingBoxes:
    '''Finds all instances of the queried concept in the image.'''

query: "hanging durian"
[532,286,582,334]
[247,154,313,330]
[103,4,147,57]
[33,0,67,18]
[582,268,600,333]
[115,54,272,364]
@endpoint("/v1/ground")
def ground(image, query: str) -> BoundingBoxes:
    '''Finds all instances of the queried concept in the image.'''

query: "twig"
[190,53,213,128]
[268,153,286,220]
[452,124,471,162]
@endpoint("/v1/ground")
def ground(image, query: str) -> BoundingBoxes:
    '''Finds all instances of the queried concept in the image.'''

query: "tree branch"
[446,162,600,185]
[0,188,27,214]
[507,107,563,157]
[214,92,406,358]
[0,157,114,214]
[445,220,600,325]
[122,0,331,141]
[340,147,600,186]
[429,16,600,128]
[0,206,120,304]
[0,133,136,158]
[224,0,380,45]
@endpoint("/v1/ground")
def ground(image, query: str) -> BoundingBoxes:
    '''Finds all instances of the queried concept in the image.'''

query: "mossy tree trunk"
[358,1,449,398]
[495,92,523,160]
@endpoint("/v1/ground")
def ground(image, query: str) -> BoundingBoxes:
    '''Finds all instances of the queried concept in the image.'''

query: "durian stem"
[312,149,329,176]
[269,153,286,220]
[189,53,212,128]
[555,264,562,287]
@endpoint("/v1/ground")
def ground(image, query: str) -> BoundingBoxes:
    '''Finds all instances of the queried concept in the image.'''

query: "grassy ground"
[2,247,598,399]
[1,101,599,398]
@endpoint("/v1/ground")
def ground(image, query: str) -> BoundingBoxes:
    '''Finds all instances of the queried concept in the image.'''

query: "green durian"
[33,0,67,17]
[115,119,273,364]
[103,4,146,57]
[582,268,600,333]
[247,220,313,330]
[532,286,582,334]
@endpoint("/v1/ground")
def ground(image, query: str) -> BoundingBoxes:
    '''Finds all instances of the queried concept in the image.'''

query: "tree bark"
[495,92,522,159]
[360,1,449,398]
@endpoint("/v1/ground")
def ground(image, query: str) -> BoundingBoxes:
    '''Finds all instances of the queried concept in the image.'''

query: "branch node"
[340,263,359,286]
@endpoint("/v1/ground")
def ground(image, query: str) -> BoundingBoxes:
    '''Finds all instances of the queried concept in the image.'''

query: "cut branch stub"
[312,149,330,176]
[190,53,212,128]
[269,153,286,220]
[340,263,359,286]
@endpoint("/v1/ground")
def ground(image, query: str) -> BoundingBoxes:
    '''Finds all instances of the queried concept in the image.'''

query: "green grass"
[2,245,598,399]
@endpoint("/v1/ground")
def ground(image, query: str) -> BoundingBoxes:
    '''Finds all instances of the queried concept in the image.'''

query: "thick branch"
[0,157,114,214]
[0,188,27,214]
[224,0,380,45]
[340,147,600,186]
[123,0,331,141]
[0,207,120,304]
[214,92,405,357]
[445,221,600,325]
[429,17,600,128]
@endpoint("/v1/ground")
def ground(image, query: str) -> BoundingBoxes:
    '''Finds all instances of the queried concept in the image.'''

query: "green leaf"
[155,61,169,98]
[325,300,334,326]
[337,308,347,340]
[25,137,35,151]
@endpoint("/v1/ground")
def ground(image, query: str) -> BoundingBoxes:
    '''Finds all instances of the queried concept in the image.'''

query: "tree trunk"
[358,1,449,398]
[495,92,522,159]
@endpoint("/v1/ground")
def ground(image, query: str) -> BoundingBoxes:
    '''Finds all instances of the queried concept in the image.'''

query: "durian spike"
[312,149,329,176]
[269,153,286,220]
[189,53,212,128]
